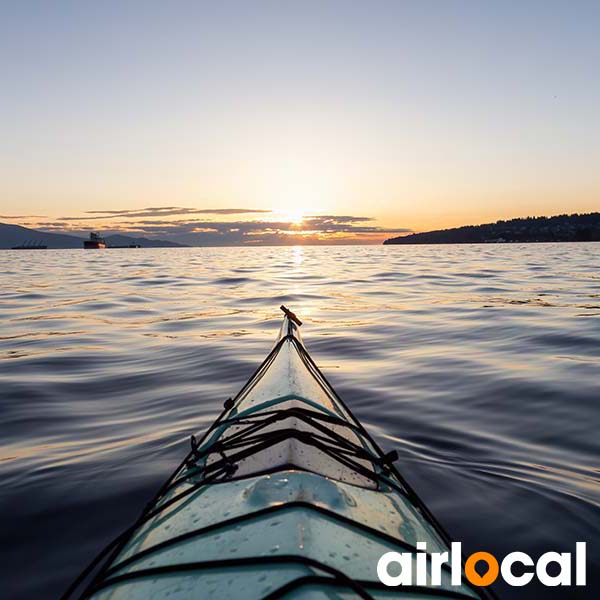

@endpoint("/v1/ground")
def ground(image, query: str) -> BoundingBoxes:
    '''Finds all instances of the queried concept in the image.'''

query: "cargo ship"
[83,232,106,249]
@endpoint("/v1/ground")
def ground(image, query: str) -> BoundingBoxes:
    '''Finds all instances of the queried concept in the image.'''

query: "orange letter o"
[464,552,499,586]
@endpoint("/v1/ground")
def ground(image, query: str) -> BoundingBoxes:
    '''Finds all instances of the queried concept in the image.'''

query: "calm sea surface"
[1,244,599,599]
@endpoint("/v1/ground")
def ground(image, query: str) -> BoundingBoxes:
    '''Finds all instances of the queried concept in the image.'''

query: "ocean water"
[1,243,599,599]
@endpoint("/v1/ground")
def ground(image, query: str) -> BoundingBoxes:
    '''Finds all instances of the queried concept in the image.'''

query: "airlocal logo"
[377,542,586,588]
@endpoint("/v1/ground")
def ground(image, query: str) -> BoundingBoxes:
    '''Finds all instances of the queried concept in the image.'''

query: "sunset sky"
[1,1,599,244]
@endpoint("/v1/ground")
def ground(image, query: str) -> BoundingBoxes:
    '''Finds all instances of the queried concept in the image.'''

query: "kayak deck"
[66,310,492,600]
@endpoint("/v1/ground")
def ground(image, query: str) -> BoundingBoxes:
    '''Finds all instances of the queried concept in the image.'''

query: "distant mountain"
[0,223,82,249]
[0,223,187,249]
[103,234,186,248]
[384,213,600,245]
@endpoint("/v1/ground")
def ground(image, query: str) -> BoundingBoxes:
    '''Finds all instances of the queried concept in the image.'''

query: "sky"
[1,1,599,245]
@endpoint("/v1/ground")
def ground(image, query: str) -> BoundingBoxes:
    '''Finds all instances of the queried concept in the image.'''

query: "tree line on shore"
[384,212,600,245]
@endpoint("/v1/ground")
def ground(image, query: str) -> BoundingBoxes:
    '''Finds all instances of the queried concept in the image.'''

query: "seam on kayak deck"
[102,501,460,584]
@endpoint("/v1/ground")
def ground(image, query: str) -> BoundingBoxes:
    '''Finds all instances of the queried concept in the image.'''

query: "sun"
[280,209,305,225]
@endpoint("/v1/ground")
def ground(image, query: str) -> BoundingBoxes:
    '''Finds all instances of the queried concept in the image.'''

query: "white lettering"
[416,551,427,585]
[377,542,587,589]
[431,551,449,586]
[451,542,462,586]
[537,552,571,586]
[576,542,586,585]
[500,552,534,586]
[377,551,413,586]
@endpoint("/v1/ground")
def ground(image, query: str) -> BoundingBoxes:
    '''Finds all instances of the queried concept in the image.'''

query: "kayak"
[65,307,495,600]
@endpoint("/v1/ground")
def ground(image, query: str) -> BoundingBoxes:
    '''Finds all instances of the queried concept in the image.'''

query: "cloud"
[0,214,46,219]
[305,215,373,223]
[58,206,272,220]
[34,211,411,245]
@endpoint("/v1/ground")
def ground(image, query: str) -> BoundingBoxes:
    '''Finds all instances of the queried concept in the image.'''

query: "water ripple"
[0,244,599,599]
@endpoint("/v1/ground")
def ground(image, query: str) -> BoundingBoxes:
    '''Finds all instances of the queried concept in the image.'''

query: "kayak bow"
[66,308,495,600]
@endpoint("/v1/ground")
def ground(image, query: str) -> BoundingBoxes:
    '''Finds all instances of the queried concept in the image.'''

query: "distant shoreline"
[383,239,600,245]
[384,212,600,245]
[2,239,600,250]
